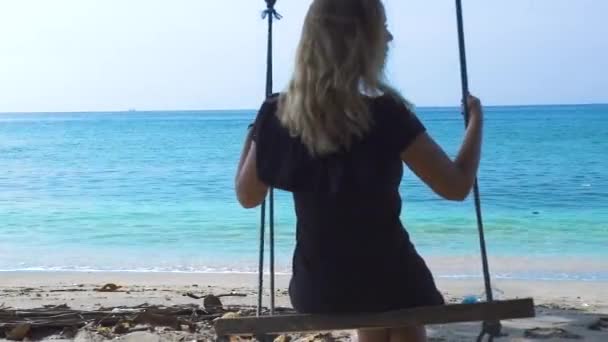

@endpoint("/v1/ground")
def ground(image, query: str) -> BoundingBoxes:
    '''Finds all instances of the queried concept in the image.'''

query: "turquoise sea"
[1,105,607,280]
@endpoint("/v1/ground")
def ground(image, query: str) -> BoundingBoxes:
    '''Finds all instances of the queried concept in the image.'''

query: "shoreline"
[1,254,607,282]
[1,269,608,282]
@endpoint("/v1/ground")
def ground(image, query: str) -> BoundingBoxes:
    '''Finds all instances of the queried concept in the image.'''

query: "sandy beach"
[1,271,607,341]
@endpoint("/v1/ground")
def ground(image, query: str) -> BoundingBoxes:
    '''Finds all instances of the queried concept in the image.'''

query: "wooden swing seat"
[214,298,535,338]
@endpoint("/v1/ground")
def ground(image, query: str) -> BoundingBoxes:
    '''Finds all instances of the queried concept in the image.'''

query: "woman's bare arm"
[401,95,483,201]
[235,129,268,208]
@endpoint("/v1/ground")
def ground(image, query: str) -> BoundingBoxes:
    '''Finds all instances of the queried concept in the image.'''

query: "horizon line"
[1,102,607,115]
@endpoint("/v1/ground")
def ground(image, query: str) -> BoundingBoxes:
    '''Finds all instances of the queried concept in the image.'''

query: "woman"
[235,0,483,341]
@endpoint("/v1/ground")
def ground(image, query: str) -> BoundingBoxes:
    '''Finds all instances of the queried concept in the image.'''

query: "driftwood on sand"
[1,304,211,340]
[0,291,270,341]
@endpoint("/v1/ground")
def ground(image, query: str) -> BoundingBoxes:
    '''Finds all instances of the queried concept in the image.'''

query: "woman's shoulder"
[252,93,286,142]
[372,93,414,113]
[369,93,419,127]
[368,93,426,152]
[255,93,282,122]
[262,92,282,106]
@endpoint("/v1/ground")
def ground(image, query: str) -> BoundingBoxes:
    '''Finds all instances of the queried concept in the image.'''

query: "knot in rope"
[262,0,282,20]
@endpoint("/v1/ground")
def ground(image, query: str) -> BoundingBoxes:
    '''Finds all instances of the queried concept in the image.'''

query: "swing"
[215,1,536,341]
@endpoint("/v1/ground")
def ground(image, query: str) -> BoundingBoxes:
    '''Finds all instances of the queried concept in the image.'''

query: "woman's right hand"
[465,94,483,120]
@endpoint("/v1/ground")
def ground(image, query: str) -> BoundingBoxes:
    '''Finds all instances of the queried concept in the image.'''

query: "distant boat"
[128,108,137,112]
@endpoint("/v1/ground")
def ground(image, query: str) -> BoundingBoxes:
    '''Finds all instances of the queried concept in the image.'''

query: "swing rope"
[453,0,502,341]
[257,0,281,317]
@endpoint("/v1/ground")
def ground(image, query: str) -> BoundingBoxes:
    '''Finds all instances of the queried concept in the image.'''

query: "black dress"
[252,94,445,314]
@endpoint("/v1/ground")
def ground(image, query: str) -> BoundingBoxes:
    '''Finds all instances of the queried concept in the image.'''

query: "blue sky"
[0,0,606,112]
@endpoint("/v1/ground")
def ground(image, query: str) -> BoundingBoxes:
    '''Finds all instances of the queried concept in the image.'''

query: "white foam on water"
[0,266,606,281]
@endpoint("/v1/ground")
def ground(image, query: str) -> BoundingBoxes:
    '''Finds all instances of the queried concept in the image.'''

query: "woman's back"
[254,94,421,192]
[252,93,445,313]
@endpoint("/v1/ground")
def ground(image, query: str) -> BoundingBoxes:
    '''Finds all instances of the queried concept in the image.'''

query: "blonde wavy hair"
[277,0,407,156]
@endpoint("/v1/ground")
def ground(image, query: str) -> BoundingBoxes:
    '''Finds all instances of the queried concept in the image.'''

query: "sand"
[1,272,607,341]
